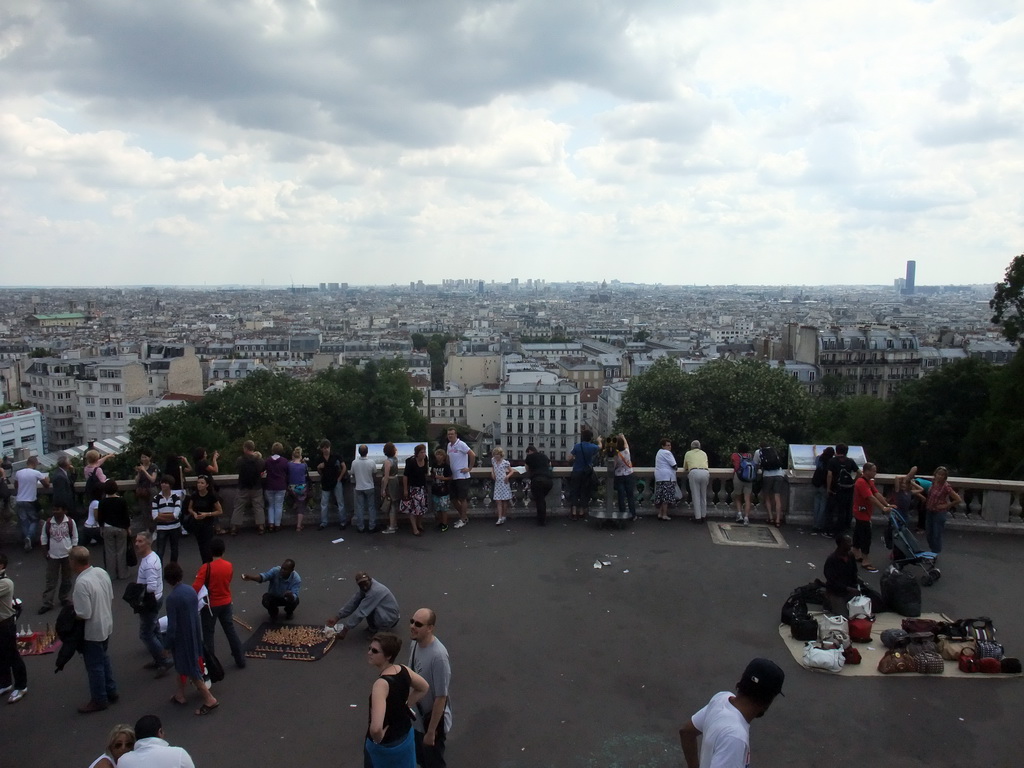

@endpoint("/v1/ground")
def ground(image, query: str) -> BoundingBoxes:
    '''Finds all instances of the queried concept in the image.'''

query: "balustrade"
[2,468,1022,540]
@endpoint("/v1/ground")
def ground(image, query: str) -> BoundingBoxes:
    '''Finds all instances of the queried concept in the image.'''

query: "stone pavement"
[2,515,1023,767]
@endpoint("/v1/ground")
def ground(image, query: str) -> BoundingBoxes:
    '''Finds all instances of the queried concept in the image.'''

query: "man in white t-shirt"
[134,532,172,676]
[446,428,475,529]
[679,657,785,768]
[118,714,196,768]
[14,456,50,552]
[351,444,378,533]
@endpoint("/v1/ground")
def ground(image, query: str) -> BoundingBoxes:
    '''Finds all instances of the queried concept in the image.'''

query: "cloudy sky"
[1,1,1021,287]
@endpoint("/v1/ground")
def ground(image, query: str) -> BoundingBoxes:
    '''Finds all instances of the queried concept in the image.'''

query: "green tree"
[807,395,891,459]
[425,333,453,389]
[963,351,1024,479]
[990,253,1024,345]
[410,333,427,351]
[613,358,693,464]
[614,358,810,466]
[880,357,995,474]
[118,363,427,476]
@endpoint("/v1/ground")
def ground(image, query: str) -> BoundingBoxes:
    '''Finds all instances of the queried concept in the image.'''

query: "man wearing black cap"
[679,657,785,768]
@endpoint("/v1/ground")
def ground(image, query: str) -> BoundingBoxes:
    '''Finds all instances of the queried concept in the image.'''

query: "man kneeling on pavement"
[325,571,399,639]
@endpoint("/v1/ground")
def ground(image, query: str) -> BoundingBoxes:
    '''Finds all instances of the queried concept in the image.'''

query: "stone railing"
[3,467,1022,540]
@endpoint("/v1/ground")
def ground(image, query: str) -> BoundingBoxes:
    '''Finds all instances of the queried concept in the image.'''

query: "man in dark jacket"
[316,439,348,530]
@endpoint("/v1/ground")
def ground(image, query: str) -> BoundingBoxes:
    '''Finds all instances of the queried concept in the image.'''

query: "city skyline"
[1,2,1021,287]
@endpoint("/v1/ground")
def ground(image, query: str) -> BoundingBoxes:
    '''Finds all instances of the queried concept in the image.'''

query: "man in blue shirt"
[242,559,301,622]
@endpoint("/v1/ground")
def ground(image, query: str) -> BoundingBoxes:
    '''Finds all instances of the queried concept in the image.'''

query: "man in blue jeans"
[316,439,348,529]
[70,546,118,713]
[133,533,172,677]
[351,444,378,533]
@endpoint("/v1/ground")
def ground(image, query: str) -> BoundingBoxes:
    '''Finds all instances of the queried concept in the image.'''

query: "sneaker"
[381,527,398,535]
[496,517,506,526]
[439,523,449,532]
[318,523,327,530]
[742,517,750,526]
[0,685,13,697]
[37,605,53,615]
[23,537,31,552]
[862,563,880,573]
[452,519,467,529]
[735,515,744,524]
[8,688,27,704]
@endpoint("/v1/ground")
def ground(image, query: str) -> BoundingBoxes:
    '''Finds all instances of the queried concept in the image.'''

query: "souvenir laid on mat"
[242,623,336,662]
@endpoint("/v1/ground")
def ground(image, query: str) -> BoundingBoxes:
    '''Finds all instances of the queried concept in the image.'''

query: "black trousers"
[414,724,447,768]
[531,476,553,522]
[262,593,299,620]
[0,617,28,691]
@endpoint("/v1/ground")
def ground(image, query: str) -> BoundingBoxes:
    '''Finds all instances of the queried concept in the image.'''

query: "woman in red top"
[192,537,245,669]
[851,463,892,573]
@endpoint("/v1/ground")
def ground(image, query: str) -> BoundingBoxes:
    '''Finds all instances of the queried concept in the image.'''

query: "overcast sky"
[1,1,1021,287]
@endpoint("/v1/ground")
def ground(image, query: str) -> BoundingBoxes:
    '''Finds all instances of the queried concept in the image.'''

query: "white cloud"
[0,0,1020,286]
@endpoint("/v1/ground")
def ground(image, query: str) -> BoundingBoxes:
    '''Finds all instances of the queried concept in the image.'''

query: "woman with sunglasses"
[364,632,429,768]
[88,723,135,768]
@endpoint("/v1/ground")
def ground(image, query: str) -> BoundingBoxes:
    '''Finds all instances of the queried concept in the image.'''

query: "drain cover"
[709,523,789,548]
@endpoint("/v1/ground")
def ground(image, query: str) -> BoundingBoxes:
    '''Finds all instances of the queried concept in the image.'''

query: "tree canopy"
[111,361,426,478]
[613,358,809,465]
[990,253,1024,345]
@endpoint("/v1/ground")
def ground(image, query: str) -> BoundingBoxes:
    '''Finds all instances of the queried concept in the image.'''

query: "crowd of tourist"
[0,427,967,768]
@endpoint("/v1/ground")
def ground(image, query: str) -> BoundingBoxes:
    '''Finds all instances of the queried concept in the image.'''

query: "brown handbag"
[878,650,919,674]
[913,650,945,674]
[938,637,976,661]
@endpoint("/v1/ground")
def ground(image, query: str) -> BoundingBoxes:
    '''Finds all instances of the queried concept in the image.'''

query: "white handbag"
[817,613,849,639]
[848,595,872,618]
[803,641,846,673]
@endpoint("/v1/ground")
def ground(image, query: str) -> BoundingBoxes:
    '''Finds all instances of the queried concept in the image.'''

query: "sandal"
[170,696,187,706]
[296,525,303,532]
[196,702,219,716]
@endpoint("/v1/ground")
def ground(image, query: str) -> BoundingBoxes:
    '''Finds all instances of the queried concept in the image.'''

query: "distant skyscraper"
[904,260,916,295]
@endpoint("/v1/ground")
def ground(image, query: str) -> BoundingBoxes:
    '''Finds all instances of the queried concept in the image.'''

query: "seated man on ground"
[823,534,861,618]
[241,559,301,622]
[324,571,400,639]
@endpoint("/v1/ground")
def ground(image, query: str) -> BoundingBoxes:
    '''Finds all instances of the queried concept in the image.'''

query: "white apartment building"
[596,381,630,437]
[429,387,467,424]
[22,353,202,451]
[76,359,148,447]
[496,381,580,462]
[464,387,501,434]
[0,407,43,461]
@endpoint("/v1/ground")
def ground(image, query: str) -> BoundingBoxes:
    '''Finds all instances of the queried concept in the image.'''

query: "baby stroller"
[885,508,941,586]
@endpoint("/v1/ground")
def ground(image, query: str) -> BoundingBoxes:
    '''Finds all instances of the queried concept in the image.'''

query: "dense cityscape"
[0,274,1012,466]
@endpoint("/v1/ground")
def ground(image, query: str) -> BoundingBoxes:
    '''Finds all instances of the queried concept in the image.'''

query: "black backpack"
[837,460,857,490]
[759,446,782,472]
[84,469,103,501]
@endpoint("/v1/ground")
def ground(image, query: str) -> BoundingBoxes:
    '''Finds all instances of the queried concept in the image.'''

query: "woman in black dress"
[185,475,222,564]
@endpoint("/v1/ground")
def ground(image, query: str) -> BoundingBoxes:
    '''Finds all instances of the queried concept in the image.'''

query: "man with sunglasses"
[323,571,399,639]
[409,607,452,768]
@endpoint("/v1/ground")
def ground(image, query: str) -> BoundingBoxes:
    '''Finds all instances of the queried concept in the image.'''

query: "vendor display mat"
[780,612,1022,678]
[243,623,335,662]
[18,628,61,657]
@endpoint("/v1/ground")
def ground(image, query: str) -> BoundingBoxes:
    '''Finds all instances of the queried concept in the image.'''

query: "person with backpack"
[754,443,786,527]
[810,447,836,535]
[730,443,756,526]
[825,443,859,535]
[39,502,78,614]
